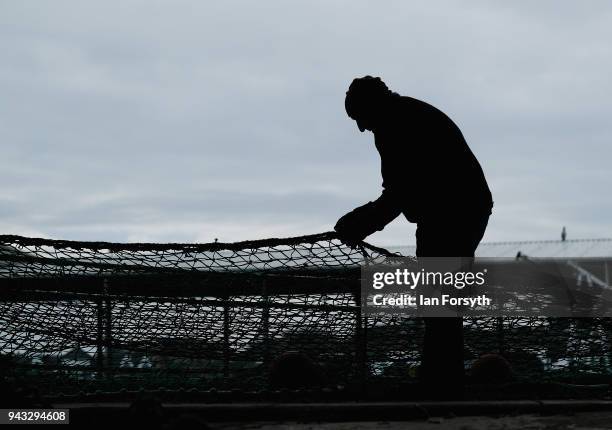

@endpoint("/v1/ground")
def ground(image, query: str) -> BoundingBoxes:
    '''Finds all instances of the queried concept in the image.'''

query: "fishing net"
[1,233,611,400]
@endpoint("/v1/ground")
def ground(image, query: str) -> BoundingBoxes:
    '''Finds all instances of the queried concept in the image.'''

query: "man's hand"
[334,202,380,245]
[334,213,367,245]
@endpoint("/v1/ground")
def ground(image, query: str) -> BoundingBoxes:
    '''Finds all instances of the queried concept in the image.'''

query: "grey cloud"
[1,1,611,245]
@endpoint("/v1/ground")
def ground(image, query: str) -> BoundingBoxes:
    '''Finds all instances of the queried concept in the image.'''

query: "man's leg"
[417,214,490,399]
[420,317,465,399]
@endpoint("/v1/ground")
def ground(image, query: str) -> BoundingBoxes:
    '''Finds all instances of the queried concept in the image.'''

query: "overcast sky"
[1,1,611,247]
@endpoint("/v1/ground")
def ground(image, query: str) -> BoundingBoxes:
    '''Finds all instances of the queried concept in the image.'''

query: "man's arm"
[334,187,404,242]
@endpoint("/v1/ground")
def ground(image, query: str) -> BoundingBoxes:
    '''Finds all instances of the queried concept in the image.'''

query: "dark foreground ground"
[215,413,612,429]
[60,401,612,429]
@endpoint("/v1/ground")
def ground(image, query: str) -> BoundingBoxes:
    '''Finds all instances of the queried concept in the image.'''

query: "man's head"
[345,76,393,132]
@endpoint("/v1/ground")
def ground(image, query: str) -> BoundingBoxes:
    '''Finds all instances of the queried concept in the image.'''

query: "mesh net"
[0,232,395,277]
[1,233,611,400]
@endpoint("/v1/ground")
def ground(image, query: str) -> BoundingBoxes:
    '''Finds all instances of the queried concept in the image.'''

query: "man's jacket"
[339,95,493,238]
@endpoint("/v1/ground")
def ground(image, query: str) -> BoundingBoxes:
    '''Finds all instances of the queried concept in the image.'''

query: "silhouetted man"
[334,76,493,398]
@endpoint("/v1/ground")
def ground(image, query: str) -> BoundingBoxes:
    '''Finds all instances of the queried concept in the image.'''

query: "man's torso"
[374,96,493,223]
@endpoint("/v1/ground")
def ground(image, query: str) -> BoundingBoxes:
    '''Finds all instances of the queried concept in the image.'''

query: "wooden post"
[223,296,230,379]
[103,278,112,369]
[497,316,505,355]
[355,292,367,396]
[357,245,369,396]
[262,278,270,366]
[95,279,105,374]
